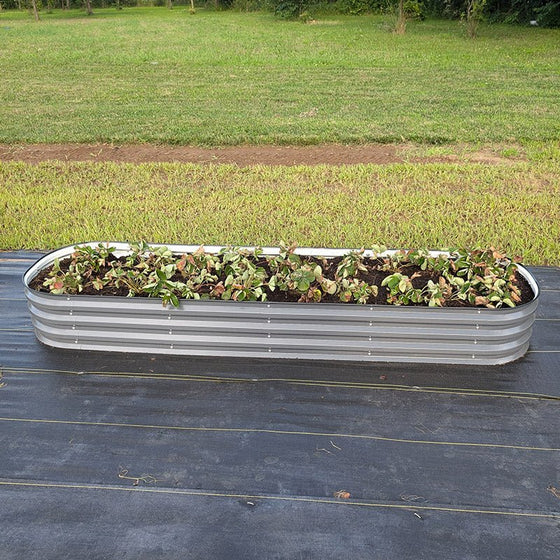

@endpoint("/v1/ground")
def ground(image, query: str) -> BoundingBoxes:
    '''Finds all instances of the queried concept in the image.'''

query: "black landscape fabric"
[1,253,559,560]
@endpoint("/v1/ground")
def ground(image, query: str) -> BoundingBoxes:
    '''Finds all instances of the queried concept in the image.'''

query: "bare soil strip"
[0,143,522,166]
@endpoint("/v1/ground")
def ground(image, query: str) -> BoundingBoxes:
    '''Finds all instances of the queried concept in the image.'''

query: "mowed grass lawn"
[1,9,559,262]
[2,158,559,264]
[0,8,559,144]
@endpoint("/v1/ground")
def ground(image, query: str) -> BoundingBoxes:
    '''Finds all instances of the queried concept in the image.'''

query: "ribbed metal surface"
[23,243,540,365]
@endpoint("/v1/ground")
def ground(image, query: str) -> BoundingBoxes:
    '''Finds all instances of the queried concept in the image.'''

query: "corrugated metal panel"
[23,243,540,365]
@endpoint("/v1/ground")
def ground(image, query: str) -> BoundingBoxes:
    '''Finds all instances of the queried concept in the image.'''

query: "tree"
[30,0,39,20]
[464,0,486,37]
[395,0,406,33]
[84,0,92,15]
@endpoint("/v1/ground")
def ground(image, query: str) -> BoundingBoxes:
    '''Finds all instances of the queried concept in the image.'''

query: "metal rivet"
[169,329,173,335]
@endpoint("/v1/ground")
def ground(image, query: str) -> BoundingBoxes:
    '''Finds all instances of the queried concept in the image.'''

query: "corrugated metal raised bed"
[23,243,540,365]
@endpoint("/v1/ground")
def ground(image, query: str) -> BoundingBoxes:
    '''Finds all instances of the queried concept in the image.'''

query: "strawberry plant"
[381,273,424,305]
[31,243,532,310]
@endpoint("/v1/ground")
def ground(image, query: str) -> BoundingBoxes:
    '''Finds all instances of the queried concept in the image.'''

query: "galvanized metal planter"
[24,243,540,365]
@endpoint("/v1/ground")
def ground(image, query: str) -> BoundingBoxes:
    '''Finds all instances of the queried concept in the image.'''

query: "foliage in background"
[269,0,308,19]
[425,0,560,26]
[2,0,559,26]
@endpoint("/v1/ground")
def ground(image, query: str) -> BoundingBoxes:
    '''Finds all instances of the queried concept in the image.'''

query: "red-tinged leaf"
[176,255,187,272]
[213,283,225,297]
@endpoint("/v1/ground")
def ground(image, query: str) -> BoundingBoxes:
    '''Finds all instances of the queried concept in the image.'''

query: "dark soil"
[29,255,535,307]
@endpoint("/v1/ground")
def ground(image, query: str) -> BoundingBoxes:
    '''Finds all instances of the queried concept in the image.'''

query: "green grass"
[1,159,558,265]
[1,9,558,262]
[0,8,559,145]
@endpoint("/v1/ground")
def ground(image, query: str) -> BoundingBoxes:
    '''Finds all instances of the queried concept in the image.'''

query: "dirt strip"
[0,143,521,166]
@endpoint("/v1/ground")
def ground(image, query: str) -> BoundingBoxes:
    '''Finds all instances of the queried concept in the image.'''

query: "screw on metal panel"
[268,348,271,352]
[170,344,174,349]
[267,334,271,338]
[169,329,173,335]
[368,351,372,356]
[267,318,271,323]
[69,310,73,316]
[369,321,373,327]
[472,354,475,359]
[369,336,372,341]
[474,340,477,345]
[476,324,479,330]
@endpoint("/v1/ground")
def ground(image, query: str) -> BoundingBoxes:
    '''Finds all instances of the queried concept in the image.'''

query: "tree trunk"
[466,0,483,39]
[84,0,92,15]
[166,0,173,8]
[395,0,406,35]
[31,0,39,20]
[190,0,195,14]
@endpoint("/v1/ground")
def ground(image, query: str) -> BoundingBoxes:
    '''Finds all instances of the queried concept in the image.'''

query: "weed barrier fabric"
[1,252,560,559]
